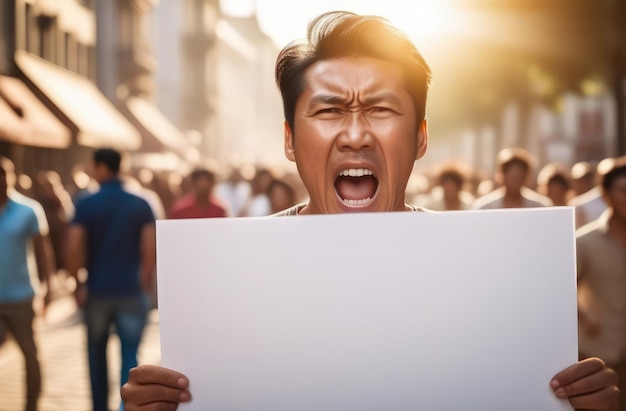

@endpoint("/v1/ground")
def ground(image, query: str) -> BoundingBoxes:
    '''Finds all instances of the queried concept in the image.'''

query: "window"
[64,32,77,72]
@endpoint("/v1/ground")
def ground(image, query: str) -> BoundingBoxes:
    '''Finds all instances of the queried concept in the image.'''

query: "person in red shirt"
[167,168,227,219]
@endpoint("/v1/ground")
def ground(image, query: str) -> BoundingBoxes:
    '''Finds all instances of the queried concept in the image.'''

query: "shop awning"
[0,76,71,148]
[123,96,195,158]
[0,95,30,145]
[15,50,141,150]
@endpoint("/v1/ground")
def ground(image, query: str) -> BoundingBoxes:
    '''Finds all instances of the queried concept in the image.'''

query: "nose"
[336,111,374,151]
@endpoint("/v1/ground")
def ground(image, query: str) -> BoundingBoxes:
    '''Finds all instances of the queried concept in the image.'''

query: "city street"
[0,293,161,411]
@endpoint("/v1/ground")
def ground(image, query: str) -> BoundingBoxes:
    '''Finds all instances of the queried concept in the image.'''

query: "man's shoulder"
[208,196,228,212]
[121,187,153,207]
[7,191,49,234]
[9,191,43,212]
[521,187,552,207]
[576,217,607,244]
[272,203,306,217]
[406,203,429,212]
[569,186,602,207]
[169,195,195,212]
[471,188,504,209]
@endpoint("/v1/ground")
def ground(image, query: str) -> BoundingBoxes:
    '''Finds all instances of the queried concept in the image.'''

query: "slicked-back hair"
[93,148,122,174]
[275,11,432,134]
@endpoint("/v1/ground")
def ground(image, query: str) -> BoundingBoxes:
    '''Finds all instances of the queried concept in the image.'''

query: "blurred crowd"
[0,146,620,287]
[0,146,623,299]
[1,147,617,230]
[409,147,614,226]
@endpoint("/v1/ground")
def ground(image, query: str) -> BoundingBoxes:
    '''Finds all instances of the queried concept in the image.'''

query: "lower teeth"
[343,197,371,205]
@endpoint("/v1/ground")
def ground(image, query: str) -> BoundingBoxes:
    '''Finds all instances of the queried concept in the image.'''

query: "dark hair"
[537,163,571,189]
[548,173,570,189]
[0,164,5,176]
[189,168,215,183]
[496,147,534,174]
[435,162,467,188]
[93,148,121,173]
[275,11,432,133]
[598,156,626,191]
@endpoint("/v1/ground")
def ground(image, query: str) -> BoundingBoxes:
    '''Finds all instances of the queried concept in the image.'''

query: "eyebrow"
[307,92,404,107]
[360,92,404,107]
[307,94,349,107]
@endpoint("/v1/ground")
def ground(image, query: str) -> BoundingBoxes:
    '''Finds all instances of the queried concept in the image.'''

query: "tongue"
[335,175,377,201]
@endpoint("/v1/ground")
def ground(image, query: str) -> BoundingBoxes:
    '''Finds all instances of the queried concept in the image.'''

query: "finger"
[567,386,620,411]
[121,383,191,407]
[128,365,189,388]
[553,367,619,398]
[551,357,606,387]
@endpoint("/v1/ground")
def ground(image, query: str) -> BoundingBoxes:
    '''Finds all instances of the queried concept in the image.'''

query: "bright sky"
[220,0,468,51]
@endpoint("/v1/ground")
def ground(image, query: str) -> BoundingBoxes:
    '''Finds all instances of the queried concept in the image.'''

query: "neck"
[443,194,461,210]
[195,193,210,205]
[98,174,118,184]
[504,187,523,199]
[501,187,524,208]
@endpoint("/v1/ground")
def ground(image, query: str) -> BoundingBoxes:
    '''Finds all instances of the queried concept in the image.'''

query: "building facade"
[0,0,141,184]
[155,0,284,168]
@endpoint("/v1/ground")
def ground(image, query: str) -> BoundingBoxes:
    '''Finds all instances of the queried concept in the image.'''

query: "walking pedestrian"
[472,147,552,209]
[167,168,227,219]
[577,156,626,411]
[0,157,54,411]
[570,161,608,229]
[66,148,156,411]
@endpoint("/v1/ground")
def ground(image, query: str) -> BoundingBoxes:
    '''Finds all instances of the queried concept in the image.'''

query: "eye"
[313,107,345,118]
[368,106,398,117]
[316,107,343,114]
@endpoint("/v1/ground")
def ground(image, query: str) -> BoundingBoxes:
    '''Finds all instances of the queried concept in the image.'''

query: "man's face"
[547,181,569,205]
[501,163,528,192]
[284,57,427,214]
[605,175,626,220]
[193,176,214,197]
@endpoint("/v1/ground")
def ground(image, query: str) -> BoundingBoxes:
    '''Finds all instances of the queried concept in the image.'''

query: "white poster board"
[156,208,577,411]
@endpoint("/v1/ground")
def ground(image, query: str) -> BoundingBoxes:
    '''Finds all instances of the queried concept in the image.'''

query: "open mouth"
[334,168,378,205]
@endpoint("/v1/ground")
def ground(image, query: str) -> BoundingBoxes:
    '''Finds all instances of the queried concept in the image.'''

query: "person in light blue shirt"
[0,157,54,411]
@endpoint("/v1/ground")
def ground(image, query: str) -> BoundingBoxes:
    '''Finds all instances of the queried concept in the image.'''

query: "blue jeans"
[84,294,148,411]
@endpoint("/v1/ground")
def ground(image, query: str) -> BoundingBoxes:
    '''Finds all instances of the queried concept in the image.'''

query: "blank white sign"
[156,208,577,411]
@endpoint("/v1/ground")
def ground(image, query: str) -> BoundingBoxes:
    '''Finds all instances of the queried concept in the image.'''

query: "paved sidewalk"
[0,296,161,411]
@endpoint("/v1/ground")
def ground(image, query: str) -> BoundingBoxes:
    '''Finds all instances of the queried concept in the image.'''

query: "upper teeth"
[339,169,373,177]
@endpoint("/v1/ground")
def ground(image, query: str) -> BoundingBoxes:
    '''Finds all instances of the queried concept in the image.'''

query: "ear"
[416,119,429,161]
[284,121,296,162]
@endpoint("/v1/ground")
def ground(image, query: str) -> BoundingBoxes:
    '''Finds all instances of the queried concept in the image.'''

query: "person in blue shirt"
[66,148,156,411]
[0,157,54,411]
